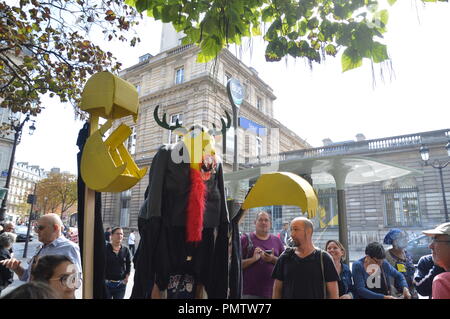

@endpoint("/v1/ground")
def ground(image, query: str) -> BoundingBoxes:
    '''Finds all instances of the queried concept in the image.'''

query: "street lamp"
[226,78,245,171]
[0,113,36,222]
[23,183,37,258]
[419,141,450,222]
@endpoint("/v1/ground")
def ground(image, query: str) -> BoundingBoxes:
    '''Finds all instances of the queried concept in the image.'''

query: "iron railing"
[244,129,450,167]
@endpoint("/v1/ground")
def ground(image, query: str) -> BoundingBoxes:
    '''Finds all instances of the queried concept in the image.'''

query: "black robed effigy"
[131,144,233,299]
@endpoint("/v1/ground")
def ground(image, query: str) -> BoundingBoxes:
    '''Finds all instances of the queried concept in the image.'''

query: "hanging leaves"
[127,0,446,71]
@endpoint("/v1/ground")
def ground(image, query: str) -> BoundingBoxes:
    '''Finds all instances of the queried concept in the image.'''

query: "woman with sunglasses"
[352,242,411,299]
[31,254,81,299]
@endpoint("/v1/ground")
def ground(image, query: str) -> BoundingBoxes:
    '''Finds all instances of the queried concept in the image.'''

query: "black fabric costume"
[131,144,233,299]
[229,207,244,299]
[77,122,108,299]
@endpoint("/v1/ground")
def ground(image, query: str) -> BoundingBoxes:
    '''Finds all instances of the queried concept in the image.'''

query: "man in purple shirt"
[241,211,285,299]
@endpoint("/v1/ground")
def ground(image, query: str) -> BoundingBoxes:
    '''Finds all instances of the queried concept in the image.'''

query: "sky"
[14,0,450,175]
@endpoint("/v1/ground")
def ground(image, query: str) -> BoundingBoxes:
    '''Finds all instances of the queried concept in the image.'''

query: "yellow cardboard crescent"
[80,71,147,192]
[80,71,139,122]
[80,121,148,192]
[242,172,319,218]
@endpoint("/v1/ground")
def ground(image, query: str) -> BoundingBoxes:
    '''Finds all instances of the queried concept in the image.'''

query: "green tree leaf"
[122,0,444,73]
[325,44,337,57]
[342,48,363,72]
[0,0,141,122]
[371,42,389,63]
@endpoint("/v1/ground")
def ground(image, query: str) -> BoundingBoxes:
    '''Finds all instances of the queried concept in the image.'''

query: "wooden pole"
[82,116,98,299]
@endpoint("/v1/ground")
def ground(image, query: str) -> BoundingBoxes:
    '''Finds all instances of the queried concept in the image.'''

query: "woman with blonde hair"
[325,240,354,299]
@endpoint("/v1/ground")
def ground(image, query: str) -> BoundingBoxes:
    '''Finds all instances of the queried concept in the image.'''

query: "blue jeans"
[106,281,126,299]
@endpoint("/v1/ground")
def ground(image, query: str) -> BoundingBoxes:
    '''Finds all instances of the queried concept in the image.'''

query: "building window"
[243,83,249,99]
[317,188,338,228]
[245,135,250,155]
[225,72,232,86]
[272,205,282,232]
[225,126,235,163]
[256,136,262,158]
[175,67,184,84]
[126,126,136,155]
[257,97,263,112]
[119,191,131,227]
[168,113,183,144]
[383,187,421,227]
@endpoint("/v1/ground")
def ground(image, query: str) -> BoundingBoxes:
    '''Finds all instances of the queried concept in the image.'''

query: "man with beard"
[272,217,339,299]
[241,211,284,299]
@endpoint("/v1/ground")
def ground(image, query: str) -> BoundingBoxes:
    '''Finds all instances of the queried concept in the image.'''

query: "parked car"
[406,235,432,264]
[15,225,33,242]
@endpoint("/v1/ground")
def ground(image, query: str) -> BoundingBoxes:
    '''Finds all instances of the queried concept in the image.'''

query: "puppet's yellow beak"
[183,128,216,171]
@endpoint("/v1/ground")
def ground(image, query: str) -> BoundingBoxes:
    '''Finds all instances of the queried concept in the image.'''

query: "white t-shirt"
[128,232,136,245]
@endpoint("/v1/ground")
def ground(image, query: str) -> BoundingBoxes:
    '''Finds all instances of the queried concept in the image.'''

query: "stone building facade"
[7,161,46,220]
[100,44,310,231]
[240,129,450,258]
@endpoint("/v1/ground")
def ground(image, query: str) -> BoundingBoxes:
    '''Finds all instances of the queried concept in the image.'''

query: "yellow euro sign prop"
[80,71,147,192]
[242,172,319,218]
[80,71,139,122]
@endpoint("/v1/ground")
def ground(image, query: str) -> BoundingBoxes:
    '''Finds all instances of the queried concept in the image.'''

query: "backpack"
[243,233,254,259]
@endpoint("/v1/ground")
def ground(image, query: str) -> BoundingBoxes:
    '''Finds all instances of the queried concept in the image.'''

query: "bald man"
[0,214,82,282]
[272,217,339,299]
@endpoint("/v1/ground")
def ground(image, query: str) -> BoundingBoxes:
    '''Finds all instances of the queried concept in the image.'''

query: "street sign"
[0,188,8,200]
[1,170,8,177]
[227,78,245,108]
[27,194,36,204]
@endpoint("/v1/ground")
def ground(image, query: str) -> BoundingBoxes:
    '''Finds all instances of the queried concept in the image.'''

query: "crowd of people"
[0,211,449,299]
[0,214,134,299]
[242,211,450,299]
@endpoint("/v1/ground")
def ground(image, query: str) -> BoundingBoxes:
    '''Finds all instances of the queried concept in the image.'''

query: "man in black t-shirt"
[105,227,131,299]
[272,217,339,299]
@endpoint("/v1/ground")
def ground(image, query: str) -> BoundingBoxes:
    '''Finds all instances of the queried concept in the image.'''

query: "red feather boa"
[186,168,207,242]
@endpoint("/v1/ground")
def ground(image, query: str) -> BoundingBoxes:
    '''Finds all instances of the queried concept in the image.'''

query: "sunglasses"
[50,272,82,289]
[431,237,450,243]
[34,225,46,231]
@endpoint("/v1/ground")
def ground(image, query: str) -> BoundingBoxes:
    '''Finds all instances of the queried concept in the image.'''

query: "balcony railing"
[244,129,450,167]
[167,44,194,56]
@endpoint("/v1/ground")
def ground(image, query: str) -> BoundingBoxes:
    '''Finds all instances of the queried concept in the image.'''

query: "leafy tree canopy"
[35,171,77,217]
[126,0,446,70]
[0,0,141,118]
